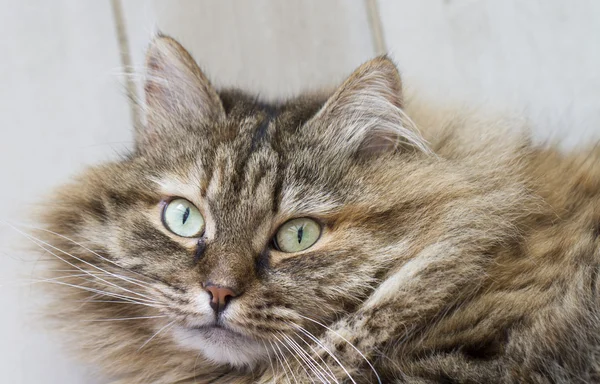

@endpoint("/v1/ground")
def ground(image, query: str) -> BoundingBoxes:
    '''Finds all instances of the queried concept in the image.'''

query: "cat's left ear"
[308,56,429,156]
[137,35,225,151]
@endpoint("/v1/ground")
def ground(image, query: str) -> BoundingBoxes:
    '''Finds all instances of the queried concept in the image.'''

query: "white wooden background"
[1,1,599,382]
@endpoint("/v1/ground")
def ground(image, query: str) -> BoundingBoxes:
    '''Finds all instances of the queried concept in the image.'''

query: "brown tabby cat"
[35,35,600,383]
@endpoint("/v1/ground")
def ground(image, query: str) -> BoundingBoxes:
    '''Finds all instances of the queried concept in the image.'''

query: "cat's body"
[37,36,600,383]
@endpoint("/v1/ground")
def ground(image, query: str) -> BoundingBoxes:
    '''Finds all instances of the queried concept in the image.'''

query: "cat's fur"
[36,36,600,383]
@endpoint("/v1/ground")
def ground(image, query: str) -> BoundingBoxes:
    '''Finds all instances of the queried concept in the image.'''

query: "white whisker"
[274,332,314,383]
[137,320,176,351]
[3,274,97,288]
[80,315,168,322]
[290,330,338,383]
[32,244,161,306]
[289,322,357,384]
[269,340,288,383]
[262,340,278,382]
[70,300,159,306]
[296,314,382,384]
[271,339,295,384]
[280,331,329,384]
[10,222,156,288]
[6,223,159,303]
[37,279,162,308]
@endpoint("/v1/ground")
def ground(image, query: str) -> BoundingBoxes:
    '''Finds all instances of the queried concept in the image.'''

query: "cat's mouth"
[189,324,242,338]
[184,320,261,346]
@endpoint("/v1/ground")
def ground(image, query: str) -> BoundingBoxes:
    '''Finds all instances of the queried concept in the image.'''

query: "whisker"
[106,272,156,289]
[9,222,156,288]
[37,279,163,308]
[271,339,295,384]
[193,352,202,384]
[137,319,176,351]
[289,331,338,384]
[39,269,154,290]
[3,274,98,288]
[8,224,159,303]
[80,315,168,322]
[55,288,159,308]
[296,314,382,384]
[268,340,282,382]
[290,330,338,383]
[289,322,357,384]
[280,331,329,384]
[262,340,278,382]
[70,300,159,306]
[274,332,314,383]
[268,340,287,384]
[34,247,160,306]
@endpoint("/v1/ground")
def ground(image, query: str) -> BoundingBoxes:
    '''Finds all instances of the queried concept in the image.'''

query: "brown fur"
[34,36,600,383]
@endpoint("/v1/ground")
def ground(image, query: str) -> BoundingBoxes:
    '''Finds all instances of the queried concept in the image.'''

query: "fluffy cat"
[35,36,600,383]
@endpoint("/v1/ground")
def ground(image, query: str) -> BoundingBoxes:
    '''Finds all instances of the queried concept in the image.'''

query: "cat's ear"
[308,56,429,156]
[137,35,225,150]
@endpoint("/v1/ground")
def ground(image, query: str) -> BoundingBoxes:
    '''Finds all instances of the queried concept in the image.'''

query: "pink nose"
[204,284,237,314]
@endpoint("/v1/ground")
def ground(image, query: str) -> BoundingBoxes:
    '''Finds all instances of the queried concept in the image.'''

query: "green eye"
[274,218,321,253]
[162,198,205,237]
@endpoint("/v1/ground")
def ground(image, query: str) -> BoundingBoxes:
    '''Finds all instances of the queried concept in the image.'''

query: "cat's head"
[40,36,431,371]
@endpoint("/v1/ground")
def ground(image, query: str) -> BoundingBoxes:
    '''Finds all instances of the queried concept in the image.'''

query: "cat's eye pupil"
[297,226,303,244]
[182,207,190,224]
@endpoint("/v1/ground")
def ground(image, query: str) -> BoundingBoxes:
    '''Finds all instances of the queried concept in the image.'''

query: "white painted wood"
[120,0,376,99]
[378,0,600,147]
[0,1,130,383]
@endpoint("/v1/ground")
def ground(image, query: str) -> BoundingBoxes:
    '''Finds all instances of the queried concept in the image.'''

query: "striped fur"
[36,36,600,383]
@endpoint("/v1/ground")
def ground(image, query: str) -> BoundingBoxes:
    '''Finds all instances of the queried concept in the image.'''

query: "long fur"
[33,36,600,383]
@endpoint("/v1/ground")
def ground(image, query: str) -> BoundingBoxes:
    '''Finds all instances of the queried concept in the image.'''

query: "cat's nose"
[204,283,237,314]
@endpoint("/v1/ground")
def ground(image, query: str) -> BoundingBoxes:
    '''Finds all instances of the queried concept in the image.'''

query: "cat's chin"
[171,324,268,368]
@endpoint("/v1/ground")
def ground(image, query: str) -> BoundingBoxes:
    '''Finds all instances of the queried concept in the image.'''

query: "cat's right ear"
[136,35,225,152]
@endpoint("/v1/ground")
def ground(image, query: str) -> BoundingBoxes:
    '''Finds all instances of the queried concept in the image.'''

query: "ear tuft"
[137,35,224,151]
[308,56,430,157]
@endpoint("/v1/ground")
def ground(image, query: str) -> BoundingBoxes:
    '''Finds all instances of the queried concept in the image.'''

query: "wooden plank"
[0,1,130,383]
[120,0,376,99]
[377,0,600,146]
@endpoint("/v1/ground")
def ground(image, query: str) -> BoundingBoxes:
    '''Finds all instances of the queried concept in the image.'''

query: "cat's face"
[41,37,429,368]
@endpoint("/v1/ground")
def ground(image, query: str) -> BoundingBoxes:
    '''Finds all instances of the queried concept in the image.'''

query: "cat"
[35,35,600,383]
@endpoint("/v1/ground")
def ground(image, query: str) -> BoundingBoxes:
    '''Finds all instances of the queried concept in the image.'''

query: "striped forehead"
[151,99,345,230]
